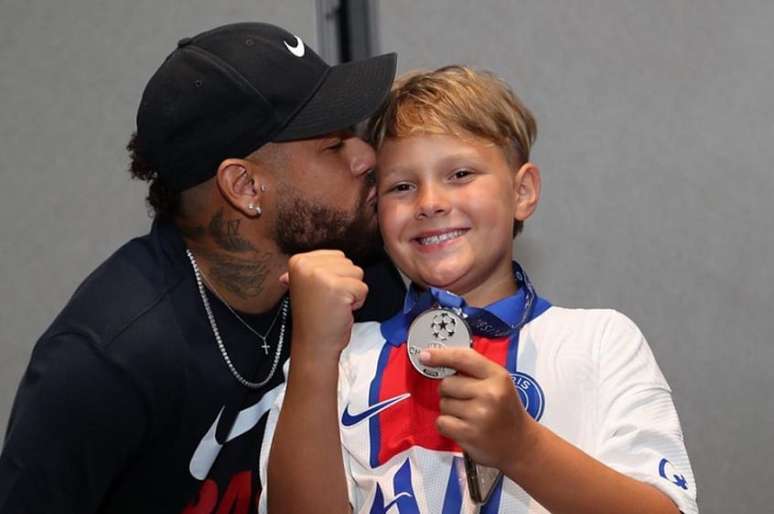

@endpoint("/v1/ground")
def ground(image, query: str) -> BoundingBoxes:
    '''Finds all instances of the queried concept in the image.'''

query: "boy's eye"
[451,169,474,180]
[385,182,413,193]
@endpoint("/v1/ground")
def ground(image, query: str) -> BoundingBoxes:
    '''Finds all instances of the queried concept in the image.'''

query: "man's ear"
[513,162,541,222]
[216,159,264,218]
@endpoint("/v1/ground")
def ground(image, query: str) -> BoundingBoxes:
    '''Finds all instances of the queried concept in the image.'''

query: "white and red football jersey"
[259,305,697,514]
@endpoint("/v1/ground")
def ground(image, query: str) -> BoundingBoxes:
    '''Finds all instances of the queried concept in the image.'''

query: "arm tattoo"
[208,209,256,252]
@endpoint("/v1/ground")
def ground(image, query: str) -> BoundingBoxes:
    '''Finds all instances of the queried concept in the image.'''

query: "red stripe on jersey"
[375,335,511,465]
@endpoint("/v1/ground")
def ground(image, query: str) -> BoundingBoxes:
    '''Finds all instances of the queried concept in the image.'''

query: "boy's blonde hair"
[368,65,537,166]
[368,65,537,236]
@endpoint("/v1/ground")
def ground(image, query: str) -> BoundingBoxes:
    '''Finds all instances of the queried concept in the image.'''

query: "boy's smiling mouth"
[413,228,469,247]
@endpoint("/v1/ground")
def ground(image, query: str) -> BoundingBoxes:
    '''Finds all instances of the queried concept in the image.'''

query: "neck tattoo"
[186,249,287,389]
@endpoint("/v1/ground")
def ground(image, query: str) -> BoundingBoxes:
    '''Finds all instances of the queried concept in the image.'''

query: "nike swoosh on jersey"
[189,383,283,480]
[284,35,305,57]
[341,393,411,427]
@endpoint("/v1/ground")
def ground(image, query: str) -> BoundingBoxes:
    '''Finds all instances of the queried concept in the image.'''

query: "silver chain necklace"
[186,249,287,389]
[197,269,285,355]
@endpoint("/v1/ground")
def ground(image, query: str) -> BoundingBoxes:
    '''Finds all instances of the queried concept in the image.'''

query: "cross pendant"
[261,340,270,354]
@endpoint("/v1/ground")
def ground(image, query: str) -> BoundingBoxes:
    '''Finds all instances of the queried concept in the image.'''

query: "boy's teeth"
[418,230,465,245]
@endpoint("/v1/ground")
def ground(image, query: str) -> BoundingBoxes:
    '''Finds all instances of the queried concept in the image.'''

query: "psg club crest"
[511,372,545,421]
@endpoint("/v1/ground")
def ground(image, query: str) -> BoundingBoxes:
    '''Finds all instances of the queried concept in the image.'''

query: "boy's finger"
[438,397,472,419]
[438,375,479,400]
[435,414,472,442]
[419,347,495,379]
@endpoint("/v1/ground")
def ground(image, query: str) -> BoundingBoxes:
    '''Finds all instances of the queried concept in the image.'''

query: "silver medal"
[407,308,472,379]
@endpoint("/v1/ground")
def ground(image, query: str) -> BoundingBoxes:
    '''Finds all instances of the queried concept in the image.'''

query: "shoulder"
[340,321,388,380]
[535,306,667,391]
[347,321,387,353]
[31,229,193,405]
[528,306,643,349]
[351,320,383,340]
[532,305,639,331]
[344,321,385,359]
[45,231,186,350]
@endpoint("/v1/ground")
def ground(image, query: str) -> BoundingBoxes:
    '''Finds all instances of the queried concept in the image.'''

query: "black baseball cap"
[135,22,397,192]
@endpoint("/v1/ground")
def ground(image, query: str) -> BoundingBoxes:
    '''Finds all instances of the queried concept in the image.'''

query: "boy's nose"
[415,186,449,219]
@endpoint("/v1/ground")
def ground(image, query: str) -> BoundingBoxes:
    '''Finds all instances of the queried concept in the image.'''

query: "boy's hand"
[283,250,368,361]
[420,347,538,470]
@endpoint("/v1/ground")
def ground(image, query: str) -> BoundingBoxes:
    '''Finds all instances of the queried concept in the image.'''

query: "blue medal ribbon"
[382,262,547,348]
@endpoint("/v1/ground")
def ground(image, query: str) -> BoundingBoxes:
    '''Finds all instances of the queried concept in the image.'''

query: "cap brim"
[273,52,397,141]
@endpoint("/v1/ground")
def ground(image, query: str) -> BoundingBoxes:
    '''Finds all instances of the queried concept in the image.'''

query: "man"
[0,22,403,514]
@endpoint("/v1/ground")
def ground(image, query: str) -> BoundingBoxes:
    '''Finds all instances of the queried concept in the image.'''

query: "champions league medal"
[407,307,503,504]
[407,308,471,379]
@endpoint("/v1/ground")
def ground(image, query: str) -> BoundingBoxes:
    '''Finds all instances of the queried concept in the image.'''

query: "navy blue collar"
[382,262,551,346]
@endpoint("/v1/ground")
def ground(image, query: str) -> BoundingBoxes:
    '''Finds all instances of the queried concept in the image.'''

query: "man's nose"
[347,137,376,177]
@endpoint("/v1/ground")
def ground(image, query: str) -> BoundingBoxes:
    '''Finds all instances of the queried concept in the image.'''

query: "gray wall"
[378,1,773,513]
[2,1,772,513]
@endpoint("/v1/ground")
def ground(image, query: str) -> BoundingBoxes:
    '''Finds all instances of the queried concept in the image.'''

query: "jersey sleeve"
[0,332,148,514]
[338,339,361,510]
[594,312,698,514]
[256,362,286,514]
[256,353,357,513]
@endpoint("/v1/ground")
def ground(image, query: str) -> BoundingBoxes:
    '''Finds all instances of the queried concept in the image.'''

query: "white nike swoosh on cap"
[284,35,305,57]
[189,383,283,480]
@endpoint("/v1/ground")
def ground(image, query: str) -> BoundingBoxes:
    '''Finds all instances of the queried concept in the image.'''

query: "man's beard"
[274,182,382,265]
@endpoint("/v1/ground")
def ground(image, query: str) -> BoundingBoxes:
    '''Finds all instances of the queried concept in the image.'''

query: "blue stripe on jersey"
[369,342,394,468]
[441,458,463,514]
[480,474,505,514]
[392,459,420,514]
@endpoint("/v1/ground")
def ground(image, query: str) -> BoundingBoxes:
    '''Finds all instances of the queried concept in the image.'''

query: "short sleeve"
[256,356,357,513]
[0,332,147,514]
[338,342,360,510]
[257,361,288,514]
[595,312,698,514]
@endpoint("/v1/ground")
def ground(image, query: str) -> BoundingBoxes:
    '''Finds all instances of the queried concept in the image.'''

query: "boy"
[263,66,697,514]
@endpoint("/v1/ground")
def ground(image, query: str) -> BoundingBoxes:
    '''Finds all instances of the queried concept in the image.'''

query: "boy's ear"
[215,158,264,218]
[513,162,541,221]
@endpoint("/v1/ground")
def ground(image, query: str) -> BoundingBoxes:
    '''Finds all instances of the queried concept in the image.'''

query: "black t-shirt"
[0,221,404,514]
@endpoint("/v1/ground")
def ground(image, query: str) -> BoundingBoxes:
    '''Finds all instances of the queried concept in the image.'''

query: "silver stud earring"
[259,184,267,192]
[248,203,262,217]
